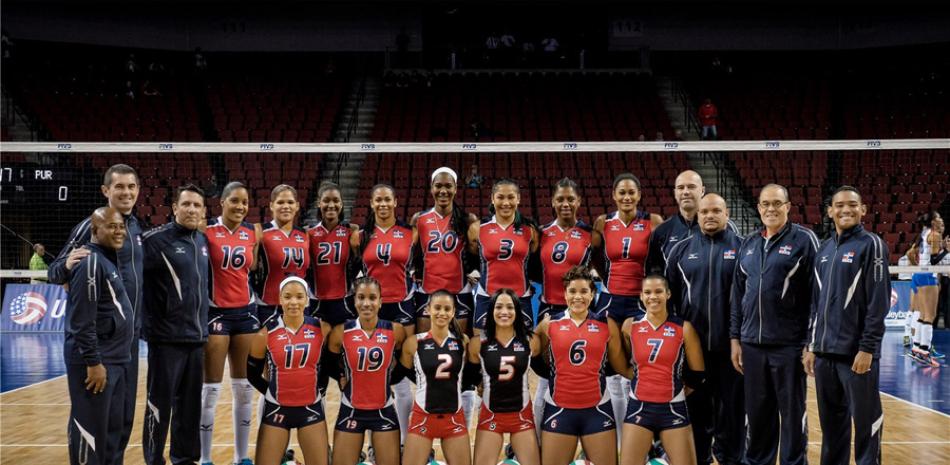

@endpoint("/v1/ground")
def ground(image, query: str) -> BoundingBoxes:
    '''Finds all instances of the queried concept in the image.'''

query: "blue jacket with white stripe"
[730,222,819,346]
[65,243,133,366]
[808,224,890,358]
[142,222,209,343]
[666,227,743,352]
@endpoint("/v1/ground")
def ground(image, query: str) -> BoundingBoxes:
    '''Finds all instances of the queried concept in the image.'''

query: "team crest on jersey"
[394,230,406,239]
[687,253,699,260]
[633,223,645,231]
[663,326,676,337]
[570,230,582,239]
[842,251,855,263]
[303,329,316,339]
[587,322,600,333]
[723,249,736,260]
[376,333,388,343]
[295,235,305,243]
[448,340,459,350]
[239,231,250,241]
[512,342,525,352]
[778,245,792,255]
[336,229,348,237]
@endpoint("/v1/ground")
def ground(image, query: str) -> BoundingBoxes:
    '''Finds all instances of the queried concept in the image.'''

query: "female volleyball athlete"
[201,181,261,465]
[910,211,945,365]
[593,172,663,436]
[399,290,471,465]
[535,266,628,465]
[467,179,539,332]
[326,276,406,465]
[308,181,359,326]
[617,274,705,465]
[255,184,311,326]
[468,289,541,465]
[247,277,332,465]
[350,183,417,441]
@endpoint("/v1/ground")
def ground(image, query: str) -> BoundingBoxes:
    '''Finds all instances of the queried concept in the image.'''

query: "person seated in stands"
[466,164,484,189]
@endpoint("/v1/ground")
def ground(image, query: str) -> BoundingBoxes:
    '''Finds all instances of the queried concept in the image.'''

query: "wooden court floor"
[1,360,948,464]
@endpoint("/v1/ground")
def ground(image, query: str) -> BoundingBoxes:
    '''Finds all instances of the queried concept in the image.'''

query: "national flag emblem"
[587,322,600,333]
[303,328,316,339]
[376,333,388,343]
[778,245,793,255]
[842,251,855,264]
[9,292,47,325]
[633,223,645,231]
[663,326,676,337]
[239,231,250,241]
[723,249,736,260]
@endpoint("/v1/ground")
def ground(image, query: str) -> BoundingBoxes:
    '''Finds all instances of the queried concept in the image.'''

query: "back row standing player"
[308,182,359,327]
[49,164,144,465]
[593,172,663,442]
[255,184,311,327]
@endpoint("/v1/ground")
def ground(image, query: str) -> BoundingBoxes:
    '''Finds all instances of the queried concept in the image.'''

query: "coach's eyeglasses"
[757,200,789,210]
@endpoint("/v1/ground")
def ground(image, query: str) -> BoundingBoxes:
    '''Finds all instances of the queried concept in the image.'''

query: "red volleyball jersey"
[206,218,257,308]
[341,319,397,409]
[478,217,533,296]
[266,316,324,406]
[256,222,310,305]
[361,223,414,304]
[416,209,466,294]
[629,315,687,403]
[308,222,352,300]
[602,211,652,296]
[539,221,593,305]
[545,312,610,409]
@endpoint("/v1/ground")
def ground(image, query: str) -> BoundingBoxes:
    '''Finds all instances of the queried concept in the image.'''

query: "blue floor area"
[2,330,948,413]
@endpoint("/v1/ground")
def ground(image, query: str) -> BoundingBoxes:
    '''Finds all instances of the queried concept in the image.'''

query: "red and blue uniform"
[262,316,326,429]
[475,217,534,329]
[539,221,592,316]
[625,315,690,432]
[206,218,260,335]
[308,222,354,325]
[598,210,652,324]
[415,209,473,320]
[336,319,400,433]
[256,222,310,324]
[541,311,615,436]
[361,222,415,325]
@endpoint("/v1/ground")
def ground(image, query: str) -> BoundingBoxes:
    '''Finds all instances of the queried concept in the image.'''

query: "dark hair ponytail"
[361,183,394,253]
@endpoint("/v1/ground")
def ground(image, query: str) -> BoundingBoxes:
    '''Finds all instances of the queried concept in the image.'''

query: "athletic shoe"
[235,459,253,465]
[201,462,214,465]
[930,347,945,359]
[911,347,940,367]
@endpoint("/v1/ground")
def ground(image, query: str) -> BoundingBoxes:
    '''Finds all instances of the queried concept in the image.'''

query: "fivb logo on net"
[8,291,66,325]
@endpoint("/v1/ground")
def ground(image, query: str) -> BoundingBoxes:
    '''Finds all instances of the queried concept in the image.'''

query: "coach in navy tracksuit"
[731,184,818,465]
[50,164,144,465]
[142,184,209,465]
[666,194,745,465]
[804,186,888,465]
[66,207,134,465]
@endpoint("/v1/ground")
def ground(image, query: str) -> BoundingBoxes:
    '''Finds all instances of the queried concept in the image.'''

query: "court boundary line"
[880,391,950,419]
[0,374,65,396]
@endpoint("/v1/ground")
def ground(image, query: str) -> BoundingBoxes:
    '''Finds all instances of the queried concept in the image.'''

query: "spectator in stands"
[637,133,646,141]
[466,164,484,189]
[673,129,684,141]
[655,131,664,141]
[699,98,719,140]
[29,243,51,284]
[193,47,208,72]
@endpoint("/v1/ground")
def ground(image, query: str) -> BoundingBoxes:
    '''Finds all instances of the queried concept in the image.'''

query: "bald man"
[66,207,135,465]
[665,194,745,465]
[647,170,736,275]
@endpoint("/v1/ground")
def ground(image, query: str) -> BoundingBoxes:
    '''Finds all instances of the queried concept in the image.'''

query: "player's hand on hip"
[730,339,744,375]
[85,364,107,393]
[851,351,873,375]
[65,247,91,271]
[802,348,816,377]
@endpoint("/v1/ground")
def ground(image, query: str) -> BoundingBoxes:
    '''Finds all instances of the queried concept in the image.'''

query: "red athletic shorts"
[477,402,535,434]
[408,403,468,439]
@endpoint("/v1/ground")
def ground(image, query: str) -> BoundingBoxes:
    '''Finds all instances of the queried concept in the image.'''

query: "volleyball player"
[399,290,471,465]
[535,265,628,465]
[247,277,332,465]
[350,183,417,441]
[468,289,541,465]
[65,207,134,465]
[326,276,406,465]
[618,274,705,465]
[593,172,663,440]
[412,167,478,335]
[910,211,944,366]
[467,179,539,331]
[803,186,888,465]
[731,184,817,465]
[201,182,260,465]
[532,177,593,437]
[49,164,144,465]
[308,181,359,326]
[665,194,744,465]
[255,184,311,327]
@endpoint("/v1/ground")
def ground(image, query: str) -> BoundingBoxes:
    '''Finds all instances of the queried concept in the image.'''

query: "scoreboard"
[0,163,79,205]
